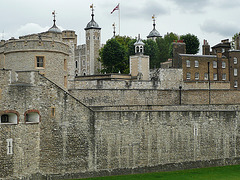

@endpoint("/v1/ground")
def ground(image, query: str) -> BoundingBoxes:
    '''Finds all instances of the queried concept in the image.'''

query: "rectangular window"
[204,73,208,80]
[234,80,238,88]
[195,72,199,80]
[234,57,238,65]
[213,73,217,80]
[186,72,191,80]
[64,59,67,71]
[35,56,45,68]
[222,61,226,69]
[234,68,238,76]
[195,60,199,68]
[7,139,13,155]
[213,61,217,68]
[222,73,226,80]
[186,60,190,67]
[222,48,225,53]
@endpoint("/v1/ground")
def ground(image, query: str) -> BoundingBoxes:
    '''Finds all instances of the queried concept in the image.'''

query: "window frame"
[195,60,199,68]
[24,109,41,124]
[186,60,190,68]
[186,72,191,80]
[195,72,199,80]
[204,73,208,80]
[234,57,238,65]
[0,111,19,125]
[234,80,238,88]
[222,73,226,80]
[213,61,217,69]
[234,68,238,76]
[222,61,226,69]
[35,56,45,69]
[213,73,217,81]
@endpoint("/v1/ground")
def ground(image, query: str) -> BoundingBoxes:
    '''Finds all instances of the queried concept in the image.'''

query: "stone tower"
[147,15,161,41]
[84,5,101,75]
[130,35,150,80]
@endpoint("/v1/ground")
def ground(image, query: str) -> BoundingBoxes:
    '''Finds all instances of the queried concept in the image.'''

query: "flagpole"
[119,3,120,35]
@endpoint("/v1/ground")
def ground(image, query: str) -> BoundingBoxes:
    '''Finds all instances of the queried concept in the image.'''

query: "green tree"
[180,33,200,54]
[99,38,127,73]
[156,32,179,64]
[143,39,160,69]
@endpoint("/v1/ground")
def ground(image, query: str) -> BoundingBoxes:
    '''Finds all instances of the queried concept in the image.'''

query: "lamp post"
[179,85,182,105]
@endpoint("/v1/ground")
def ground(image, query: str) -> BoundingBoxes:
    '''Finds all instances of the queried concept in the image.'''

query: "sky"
[0,0,240,53]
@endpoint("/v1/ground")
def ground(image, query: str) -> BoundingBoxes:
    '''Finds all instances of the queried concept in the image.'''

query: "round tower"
[147,15,161,41]
[84,4,101,75]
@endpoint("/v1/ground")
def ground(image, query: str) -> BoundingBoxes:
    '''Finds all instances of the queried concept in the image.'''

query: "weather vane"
[52,10,56,24]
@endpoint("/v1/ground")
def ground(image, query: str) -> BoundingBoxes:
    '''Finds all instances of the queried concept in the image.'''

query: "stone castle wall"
[1,70,240,179]
[69,88,240,107]
[0,71,93,179]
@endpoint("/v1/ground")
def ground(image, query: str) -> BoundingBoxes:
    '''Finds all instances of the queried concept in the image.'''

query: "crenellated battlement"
[4,39,69,55]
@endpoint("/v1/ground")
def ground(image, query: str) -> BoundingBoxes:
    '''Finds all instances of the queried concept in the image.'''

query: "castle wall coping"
[4,49,69,56]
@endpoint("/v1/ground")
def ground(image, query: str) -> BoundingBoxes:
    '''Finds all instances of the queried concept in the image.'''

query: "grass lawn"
[73,165,240,180]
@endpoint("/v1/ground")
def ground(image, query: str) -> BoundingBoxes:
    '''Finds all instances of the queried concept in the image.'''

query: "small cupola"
[48,11,62,33]
[134,34,145,55]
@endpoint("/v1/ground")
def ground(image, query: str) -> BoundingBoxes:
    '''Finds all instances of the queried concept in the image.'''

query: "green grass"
[75,165,240,180]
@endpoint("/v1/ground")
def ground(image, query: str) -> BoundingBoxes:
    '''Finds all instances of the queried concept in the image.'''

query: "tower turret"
[84,4,101,75]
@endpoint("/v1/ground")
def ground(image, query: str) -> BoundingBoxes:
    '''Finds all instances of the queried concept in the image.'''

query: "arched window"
[0,111,19,124]
[24,110,40,123]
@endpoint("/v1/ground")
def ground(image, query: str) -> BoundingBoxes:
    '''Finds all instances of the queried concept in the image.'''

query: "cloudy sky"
[0,0,239,53]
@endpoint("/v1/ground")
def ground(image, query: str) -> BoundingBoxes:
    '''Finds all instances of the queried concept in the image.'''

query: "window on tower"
[35,56,45,69]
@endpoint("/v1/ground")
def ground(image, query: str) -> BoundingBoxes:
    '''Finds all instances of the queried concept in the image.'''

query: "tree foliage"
[156,32,178,64]
[143,39,160,69]
[99,38,127,73]
[180,33,200,54]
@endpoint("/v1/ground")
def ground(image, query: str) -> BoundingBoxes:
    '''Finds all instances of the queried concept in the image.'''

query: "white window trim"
[195,60,199,68]
[222,61,226,69]
[234,68,238,76]
[195,72,199,80]
[222,74,226,81]
[213,61,217,68]
[186,72,191,80]
[204,73,208,80]
[234,57,238,65]
[213,73,217,80]
[234,80,238,88]
[186,60,190,68]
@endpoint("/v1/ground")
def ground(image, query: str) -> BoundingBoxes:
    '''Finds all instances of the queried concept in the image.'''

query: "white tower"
[84,4,101,75]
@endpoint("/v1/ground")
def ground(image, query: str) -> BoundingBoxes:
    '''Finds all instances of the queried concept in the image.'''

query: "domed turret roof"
[85,6,101,30]
[147,29,161,38]
[48,11,62,33]
[48,23,62,33]
[147,15,161,38]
